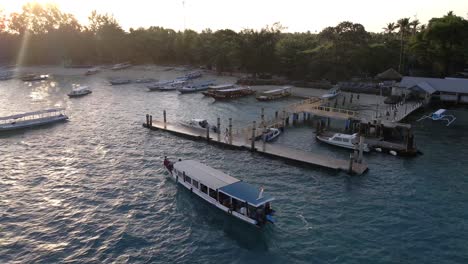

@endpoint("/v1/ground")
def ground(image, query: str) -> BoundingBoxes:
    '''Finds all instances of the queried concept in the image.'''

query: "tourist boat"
[21,74,49,82]
[256,128,282,142]
[204,86,255,100]
[111,62,132,71]
[147,80,175,91]
[177,80,216,94]
[180,119,218,132]
[321,86,340,99]
[163,159,276,227]
[316,133,370,152]
[201,84,236,96]
[109,79,132,85]
[0,108,68,131]
[184,71,202,80]
[158,80,187,91]
[68,85,92,97]
[85,67,100,76]
[135,78,157,84]
[256,86,292,101]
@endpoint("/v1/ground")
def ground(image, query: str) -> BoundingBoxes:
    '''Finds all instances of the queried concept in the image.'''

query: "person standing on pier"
[224,128,229,143]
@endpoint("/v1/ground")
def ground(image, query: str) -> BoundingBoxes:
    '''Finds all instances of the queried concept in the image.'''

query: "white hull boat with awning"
[68,85,92,97]
[164,159,276,227]
[0,108,68,131]
[316,133,370,152]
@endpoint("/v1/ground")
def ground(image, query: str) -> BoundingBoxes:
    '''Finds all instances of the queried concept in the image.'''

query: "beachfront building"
[392,76,468,104]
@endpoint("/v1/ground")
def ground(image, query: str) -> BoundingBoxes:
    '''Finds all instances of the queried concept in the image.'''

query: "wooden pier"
[143,113,368,175]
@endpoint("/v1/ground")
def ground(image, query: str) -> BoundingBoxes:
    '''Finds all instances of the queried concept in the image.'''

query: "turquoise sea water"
[1,73,468,263]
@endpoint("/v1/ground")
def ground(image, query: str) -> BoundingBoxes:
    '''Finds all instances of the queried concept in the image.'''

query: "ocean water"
[1,72,468,264]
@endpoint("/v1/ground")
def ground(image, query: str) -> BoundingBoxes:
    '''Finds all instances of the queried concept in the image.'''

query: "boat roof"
[433,109,446,115]
[191,119,207,122]
[262,87,291,94]
[218,87,249,93]
[209,84,234,89]
[174,160,239,189]
[219,181,275,207]
[332,133,357,139]
[0,108,65,121]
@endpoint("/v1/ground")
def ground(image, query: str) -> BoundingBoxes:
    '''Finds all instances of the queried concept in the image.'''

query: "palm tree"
[409,19,420,35]
[396,18,410,72]
[382,22,398,34]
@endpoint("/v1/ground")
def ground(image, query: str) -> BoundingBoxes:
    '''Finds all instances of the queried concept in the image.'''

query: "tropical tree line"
[0,3,467,80]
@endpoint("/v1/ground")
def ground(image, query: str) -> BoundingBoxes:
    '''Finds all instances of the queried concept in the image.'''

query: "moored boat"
[85,67,100,76]
[256,86,292,101]
[184,70,202,80]
[21,74,49,82]
[321,86,340,99]
[177,80,215,94]
[204,86,255,100]
[180,119,218,132]
[158,80,187,91]
[135,78,157,84]
[256,127,282,142]
[163,159,276,227]
[109,78,132,85]
[147,80,174,91]
[111,62,132,71]
[316,133,370,152]
[0,108,68,131]
[201,84,236,96]
[0,70,14,81]
[68,85,92,97]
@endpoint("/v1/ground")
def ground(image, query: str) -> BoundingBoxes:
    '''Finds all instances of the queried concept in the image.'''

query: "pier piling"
[206,125,210,141]
[149,115,153,126]
[348,153,354,174]
[146,114,149,126]
[163,110,167,128]
[251,121,256,151]
[228,118,233,145]
[217,117,221,142]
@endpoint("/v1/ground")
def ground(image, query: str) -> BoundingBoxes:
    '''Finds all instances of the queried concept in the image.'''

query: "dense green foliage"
[1,3,467,80]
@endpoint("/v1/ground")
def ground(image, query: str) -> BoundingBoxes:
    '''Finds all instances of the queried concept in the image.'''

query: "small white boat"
[163,159,276,227]
[321,86,340,99]
[135,78,157,84]
[68,85,92,97]
[184,71,202,80]
[147,80,174,91]
[158,80,187,91]
[260,128,282,142]
[109,79,132,85]
[177,80,215,94]
[0,108,68,131]
[21,74,49,82]
[417,109,456,126]
[316,133,370,152]
[256,86,292,101]
[85,67,100,76]
[111,62,132,71]
[180,119,218,132]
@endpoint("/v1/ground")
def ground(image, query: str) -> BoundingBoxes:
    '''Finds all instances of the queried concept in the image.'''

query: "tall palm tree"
[409,19,420,35]
[396,18,410,72]
[382,22,398,34]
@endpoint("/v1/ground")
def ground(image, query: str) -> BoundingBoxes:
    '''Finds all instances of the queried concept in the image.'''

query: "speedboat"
[316,133,370,152]
[109,79,132,85]
[259,128,282,142]
[163,159,276,227]
[321,86,340,99]
[68,85,92,97]
[177,80,215,94]
[180,119,218,132]
[0,108,68,131]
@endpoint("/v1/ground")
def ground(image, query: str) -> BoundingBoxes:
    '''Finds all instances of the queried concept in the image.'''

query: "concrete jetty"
[143,113,368,175]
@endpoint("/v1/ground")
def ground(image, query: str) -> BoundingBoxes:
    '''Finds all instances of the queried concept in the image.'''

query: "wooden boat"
[109,79,132,85]
[256,86,292,101]
[163,159,276,227]
[68,85,92,97]
[316,133,370,152]
[177,80,215,94]
[201,84,236,96]
[111,62,132,71]
[0,108,68,131]
[21,74,49,82]
[204,86,255,100]
[321,86,340,99]
[85,67,100,76]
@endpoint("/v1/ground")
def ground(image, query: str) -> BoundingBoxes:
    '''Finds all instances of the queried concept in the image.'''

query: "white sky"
[1,0,467,33]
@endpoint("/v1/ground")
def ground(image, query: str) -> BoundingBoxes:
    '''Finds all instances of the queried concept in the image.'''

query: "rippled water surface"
[1,70,468,264]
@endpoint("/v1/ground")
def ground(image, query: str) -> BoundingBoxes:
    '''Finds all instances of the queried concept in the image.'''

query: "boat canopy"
[219,181,274,207]
[209,84,234,89]
[261,86,291,95]
[217,87,249,93]
[0,108,65,121]
[174,160,239,189]
[333,133,358,139]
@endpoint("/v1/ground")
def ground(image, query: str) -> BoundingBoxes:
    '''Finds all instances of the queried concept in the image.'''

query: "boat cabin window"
[209,188,217,200]
[342,138,349,143]
[192,179,199,189]
[184,175,192,184]
[334,137,342,142]
[200,183,208,194]
[218,192,231,207]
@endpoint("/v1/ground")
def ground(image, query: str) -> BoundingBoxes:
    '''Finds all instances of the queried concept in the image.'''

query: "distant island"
[0,2,467,82]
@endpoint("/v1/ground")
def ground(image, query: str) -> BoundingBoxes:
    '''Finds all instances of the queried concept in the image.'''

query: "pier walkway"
[144,118,368,175]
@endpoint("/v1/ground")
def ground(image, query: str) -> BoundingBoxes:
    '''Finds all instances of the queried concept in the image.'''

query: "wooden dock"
[143,115,368,175]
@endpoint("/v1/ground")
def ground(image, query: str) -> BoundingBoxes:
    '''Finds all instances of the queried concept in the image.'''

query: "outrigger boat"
[180,119,218,132]
[85,67,100,76]
[163,159,276,227]
[417,109,456,126]
[204,86,255,100]
[21,74,49,82]
[68,85,92,97]
[135,78,157,84]
[321,86,340,99]
[111,62,132,71]
[0,108,68,131]
[316,133,370,152]
[109,78,132,85]
[256,86,292,101]
[177,80,216,94]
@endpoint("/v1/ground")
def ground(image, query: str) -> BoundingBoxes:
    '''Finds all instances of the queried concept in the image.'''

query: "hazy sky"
[1,0,467,32]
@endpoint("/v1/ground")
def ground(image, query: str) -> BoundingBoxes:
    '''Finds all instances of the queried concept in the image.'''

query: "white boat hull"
[316,135,370,152]
[165,167,258,226]
[0,115,68,131]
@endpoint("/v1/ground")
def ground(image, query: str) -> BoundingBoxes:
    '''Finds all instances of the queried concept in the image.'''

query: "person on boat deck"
[265,202,272,215]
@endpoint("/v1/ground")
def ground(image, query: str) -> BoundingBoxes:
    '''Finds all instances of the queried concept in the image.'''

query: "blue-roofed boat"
[163,159,276,227]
